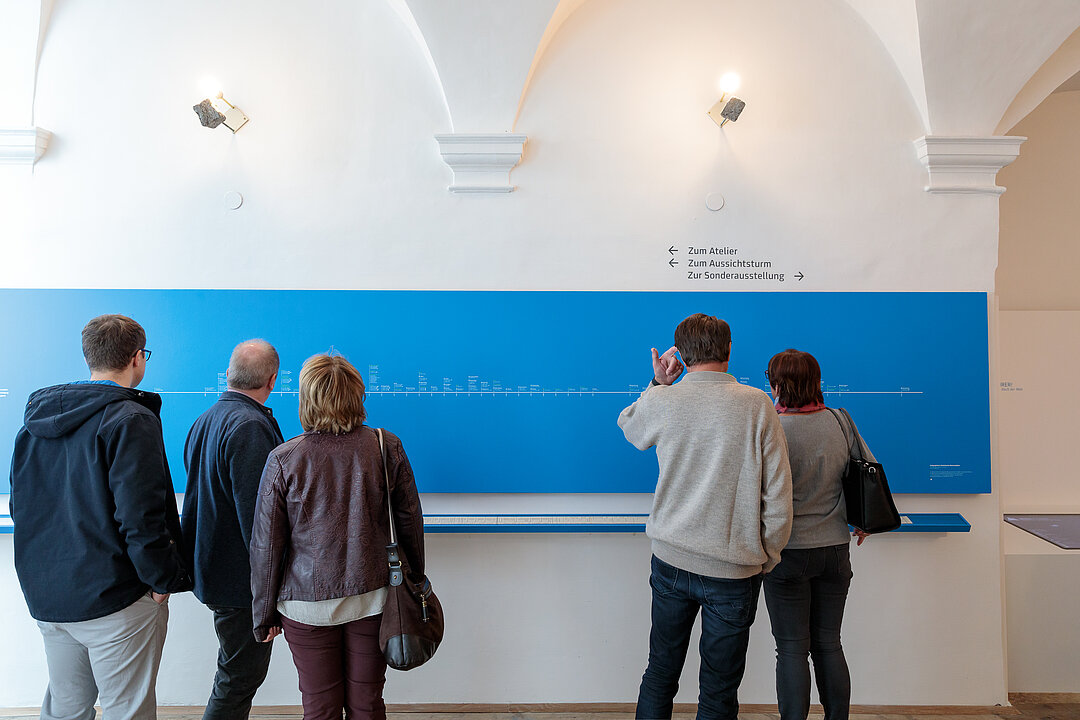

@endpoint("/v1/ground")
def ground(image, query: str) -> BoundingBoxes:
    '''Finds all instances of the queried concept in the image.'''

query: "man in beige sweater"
[618,313,793,720]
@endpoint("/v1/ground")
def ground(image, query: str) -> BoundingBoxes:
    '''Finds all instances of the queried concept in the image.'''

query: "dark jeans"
[203,605,274,720]
[636,555,762,720]
[281,614,387,720]
[762,544,853,720]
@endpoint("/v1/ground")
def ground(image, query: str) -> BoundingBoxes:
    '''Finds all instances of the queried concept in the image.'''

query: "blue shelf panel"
[422,513,649,534]
[0,512,971,535]
[895,512,970,533]
[420,512,972,534]
[426,524,646,534]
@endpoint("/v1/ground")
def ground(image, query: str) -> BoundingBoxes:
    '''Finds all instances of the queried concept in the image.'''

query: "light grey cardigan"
[618,371,793,577]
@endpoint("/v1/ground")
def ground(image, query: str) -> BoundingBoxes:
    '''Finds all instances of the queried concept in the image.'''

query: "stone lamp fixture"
[708,71,746,128]
[193,93,249,133]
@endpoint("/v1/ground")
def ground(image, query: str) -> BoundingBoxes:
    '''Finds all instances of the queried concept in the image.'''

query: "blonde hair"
[298,354,366,434]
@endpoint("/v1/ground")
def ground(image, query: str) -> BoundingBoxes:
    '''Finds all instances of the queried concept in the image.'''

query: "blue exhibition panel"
[0,290,990,495]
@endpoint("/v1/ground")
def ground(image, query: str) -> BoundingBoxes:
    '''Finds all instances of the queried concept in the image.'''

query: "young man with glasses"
[9,313,191,720]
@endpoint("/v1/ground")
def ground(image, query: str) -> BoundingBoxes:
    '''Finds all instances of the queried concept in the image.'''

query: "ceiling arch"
[391,0,1080,138]
[843,0,1080,136]
[386,0,453,129]
[996,24,1080,134]
[398,0,559,133]
[843,0,930,131]
[512,0,590,130]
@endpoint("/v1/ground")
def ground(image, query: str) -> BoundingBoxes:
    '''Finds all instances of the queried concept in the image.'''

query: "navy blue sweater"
[182,391,283,607]
[9,383,192,622]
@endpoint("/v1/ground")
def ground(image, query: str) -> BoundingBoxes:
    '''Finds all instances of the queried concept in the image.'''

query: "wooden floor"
[2,700,1079,720]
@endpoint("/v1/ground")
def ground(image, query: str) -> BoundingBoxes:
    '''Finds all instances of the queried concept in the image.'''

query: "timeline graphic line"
[151,389,924,397]
[154,390,642,396]
[822,390,923,395]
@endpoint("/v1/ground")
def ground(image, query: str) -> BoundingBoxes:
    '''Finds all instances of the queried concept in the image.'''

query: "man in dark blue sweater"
[10,314,192,720]
[182,340,284,719]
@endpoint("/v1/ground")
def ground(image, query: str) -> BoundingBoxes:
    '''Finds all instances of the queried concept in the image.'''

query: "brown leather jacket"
[250,426,425,641]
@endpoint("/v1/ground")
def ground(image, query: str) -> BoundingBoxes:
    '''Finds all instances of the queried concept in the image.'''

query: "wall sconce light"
[707,72,746,128]
[193,91,248,133]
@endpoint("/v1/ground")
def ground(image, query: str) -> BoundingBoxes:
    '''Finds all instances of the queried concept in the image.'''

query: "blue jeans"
[636,555,762,720]
[762,544,853,720]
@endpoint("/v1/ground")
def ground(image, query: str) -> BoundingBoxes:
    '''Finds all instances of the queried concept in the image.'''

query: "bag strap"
[376,428,397,545]
[825,407,862,461]
[377,428,403,587]
[840,408,872,462]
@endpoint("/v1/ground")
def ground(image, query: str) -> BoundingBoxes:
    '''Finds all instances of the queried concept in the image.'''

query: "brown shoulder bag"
[376,428,444,670]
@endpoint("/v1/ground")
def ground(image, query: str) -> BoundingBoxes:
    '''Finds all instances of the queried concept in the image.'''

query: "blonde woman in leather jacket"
[250,354,425,720]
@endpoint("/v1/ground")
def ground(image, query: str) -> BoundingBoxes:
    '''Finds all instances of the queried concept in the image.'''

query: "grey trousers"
[36,594,169,720]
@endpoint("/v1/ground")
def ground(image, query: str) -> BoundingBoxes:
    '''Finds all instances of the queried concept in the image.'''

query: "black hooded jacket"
[9,382,192,622]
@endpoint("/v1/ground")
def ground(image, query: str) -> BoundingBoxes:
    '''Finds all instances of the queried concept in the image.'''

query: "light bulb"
[718,72,741,96]
[198,77,222,101]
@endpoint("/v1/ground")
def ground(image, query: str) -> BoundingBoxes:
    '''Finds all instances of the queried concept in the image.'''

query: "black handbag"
[827,409,902,534]
[375,428,444,671]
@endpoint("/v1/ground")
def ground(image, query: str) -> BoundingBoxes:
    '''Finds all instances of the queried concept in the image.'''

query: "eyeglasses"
[138,348,152,362]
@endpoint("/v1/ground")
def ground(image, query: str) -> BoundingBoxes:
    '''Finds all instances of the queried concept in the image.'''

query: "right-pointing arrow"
[795,272,804,281]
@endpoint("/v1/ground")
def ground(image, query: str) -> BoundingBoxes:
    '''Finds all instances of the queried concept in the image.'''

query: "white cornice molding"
[914,136,1025,195]
[0,127,52,165]
[434,133,527,193]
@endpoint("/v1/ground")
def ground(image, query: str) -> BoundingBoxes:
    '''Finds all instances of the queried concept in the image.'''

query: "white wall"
[4,0,1001,292]
[997,312,1080,512]
[1002,540,1080,693]
[1,0,1010,707]
[996,312,1080,693]
[997,91,1080,311]
[0,493,1009,706]
[996,87,1080,694]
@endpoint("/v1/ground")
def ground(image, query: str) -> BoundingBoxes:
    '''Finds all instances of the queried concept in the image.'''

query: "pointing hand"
[651,346,684,386]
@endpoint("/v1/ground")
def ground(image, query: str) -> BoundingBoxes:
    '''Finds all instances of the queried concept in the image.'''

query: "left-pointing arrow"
[669,258,678,267]
[668,245,678,255]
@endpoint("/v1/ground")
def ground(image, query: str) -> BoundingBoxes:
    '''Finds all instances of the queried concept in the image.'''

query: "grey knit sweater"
[779,409,876,549]
[618,371,793,577]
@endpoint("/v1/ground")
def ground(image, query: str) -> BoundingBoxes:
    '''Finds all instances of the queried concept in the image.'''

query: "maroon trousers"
[280,615,387,720]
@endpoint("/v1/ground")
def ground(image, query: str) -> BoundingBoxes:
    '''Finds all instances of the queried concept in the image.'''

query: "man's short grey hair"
[228,340,280,390]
